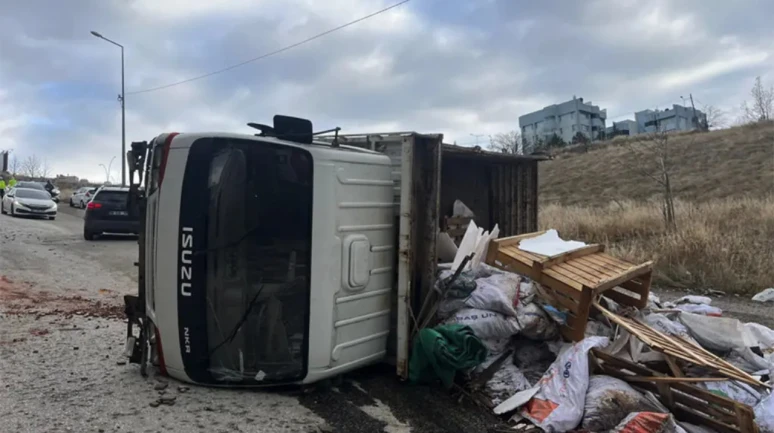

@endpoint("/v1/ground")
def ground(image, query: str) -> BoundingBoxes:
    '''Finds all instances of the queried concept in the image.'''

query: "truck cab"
[126,117,395,386]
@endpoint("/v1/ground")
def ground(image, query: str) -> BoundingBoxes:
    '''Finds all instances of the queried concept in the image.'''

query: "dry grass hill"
[536,121,774,294]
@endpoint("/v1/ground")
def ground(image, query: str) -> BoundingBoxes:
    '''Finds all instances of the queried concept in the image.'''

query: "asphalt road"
[0,205,506,433]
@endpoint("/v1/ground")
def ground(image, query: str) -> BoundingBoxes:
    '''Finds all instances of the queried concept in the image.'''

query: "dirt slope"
[539,121,774,206]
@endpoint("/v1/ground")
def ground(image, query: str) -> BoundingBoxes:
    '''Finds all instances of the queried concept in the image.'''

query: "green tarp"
[408,324,488,388]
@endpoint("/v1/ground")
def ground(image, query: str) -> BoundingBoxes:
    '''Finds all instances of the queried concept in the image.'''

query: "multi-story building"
[519,97,607,147]
[605,119,638,137]
[634,104,707,134]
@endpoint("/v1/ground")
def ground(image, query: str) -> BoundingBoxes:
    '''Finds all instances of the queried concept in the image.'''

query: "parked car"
[71,187,98,208]
[83,186,139,240]
[1,187,58,220]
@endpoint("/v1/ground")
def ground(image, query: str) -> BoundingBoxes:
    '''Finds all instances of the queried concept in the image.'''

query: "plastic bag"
[745,322,774,361]
[610,412,683,433]
[643,313,691,338]
[678,313,753,352]
[674,303,722,316]
[519,336,609,432]
[755,394,774,433]
[444,308,520,340]
[675,295,712,305]
[752,288,774,303]
[582,375,666,432]
[702,381,762,407]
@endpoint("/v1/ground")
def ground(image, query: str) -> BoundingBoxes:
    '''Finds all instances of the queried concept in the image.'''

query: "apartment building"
[519,97,607,147]
[634,104,707,134]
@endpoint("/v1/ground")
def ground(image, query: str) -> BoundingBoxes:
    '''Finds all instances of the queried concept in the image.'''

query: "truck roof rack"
[247,115,341,147]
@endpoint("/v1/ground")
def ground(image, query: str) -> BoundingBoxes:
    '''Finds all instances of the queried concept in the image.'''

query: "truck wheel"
[83,229,97,241]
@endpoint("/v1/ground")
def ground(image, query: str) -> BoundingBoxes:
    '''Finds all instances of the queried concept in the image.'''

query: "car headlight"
[14,201,28,209]
[49,203,58,210]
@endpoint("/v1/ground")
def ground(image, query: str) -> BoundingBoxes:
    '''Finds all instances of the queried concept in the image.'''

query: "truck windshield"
[181,137,313,384]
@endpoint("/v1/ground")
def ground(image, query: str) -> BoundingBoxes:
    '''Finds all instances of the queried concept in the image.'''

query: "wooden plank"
[671,406,744,433]
[541,273,584,300]
[595,261,653,293]
[554,262,603,286]
[664,355,684,377]
[535,244,604,270]
[601,287,644,308]
[485,240,500,265]
[543,269,585,292]
[623,376,729,383]
[563,260,608,282]
[593,349,755,433]
[572,257,621,279]
[735,405,758,433]
[595,253,635,269]
[509,246,546,262]
[501,245,543,263]
[493,231,547,248]
[549,263,599,288]
[582,255,630,273]
[542,286,580,312]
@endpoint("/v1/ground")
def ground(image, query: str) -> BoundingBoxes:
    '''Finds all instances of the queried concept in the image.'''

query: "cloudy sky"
[1,0,772,182]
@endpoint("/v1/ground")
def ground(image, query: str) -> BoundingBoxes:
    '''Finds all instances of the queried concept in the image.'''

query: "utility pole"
[469,133,486,147]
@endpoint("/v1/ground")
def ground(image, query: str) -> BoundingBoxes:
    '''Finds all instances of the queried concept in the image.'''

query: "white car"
[1,187,58,220]
[70,186,98,208]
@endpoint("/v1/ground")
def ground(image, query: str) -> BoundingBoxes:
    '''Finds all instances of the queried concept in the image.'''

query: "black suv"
[83,186,139,240]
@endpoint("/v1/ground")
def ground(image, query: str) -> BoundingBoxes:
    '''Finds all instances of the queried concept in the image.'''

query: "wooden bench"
[485,230,652,341]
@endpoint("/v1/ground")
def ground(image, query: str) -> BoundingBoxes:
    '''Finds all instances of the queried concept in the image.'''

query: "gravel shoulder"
[1,206,506,433]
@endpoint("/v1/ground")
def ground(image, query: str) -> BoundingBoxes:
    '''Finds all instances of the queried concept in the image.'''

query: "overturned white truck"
[123,116,545,386]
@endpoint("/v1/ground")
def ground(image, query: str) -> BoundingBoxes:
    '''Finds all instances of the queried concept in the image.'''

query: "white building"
[519,97,607,148]
[634,104,707,134]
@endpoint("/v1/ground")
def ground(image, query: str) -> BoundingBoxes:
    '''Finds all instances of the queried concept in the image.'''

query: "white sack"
[516,303,559,341]
[752,288,774,303]
[610,412,683,433]
[702,380,762,407]
[678,313,754,352]
[437,279,518,319]
[518,229,586,257]
[582,375,665,432]
[674,303,723,316]
[444,308,520,340]
[745,322,774,361]
[519,336,609,433]
[675,295,712,305]
[755,394,774,433]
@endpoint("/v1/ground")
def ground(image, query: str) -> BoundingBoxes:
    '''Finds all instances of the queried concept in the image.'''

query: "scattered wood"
[594,301,769,389]
[592,349,760,433]
[486,231,652,341]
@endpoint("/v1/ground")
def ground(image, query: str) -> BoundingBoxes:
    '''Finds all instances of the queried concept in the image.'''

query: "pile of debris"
[410,221,774,433]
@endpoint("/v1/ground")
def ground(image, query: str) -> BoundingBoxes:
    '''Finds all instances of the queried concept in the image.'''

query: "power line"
[127,0,411,95]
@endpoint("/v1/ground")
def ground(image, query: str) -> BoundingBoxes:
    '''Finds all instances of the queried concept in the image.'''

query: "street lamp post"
[91,31,126,186]
[99,156,116,184]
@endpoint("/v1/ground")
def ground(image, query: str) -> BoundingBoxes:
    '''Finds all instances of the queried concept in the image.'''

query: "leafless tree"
[740,76,774,123]
[488,130,522,154]
[22,155,43,178]
[619,123,677,230]
[9,155,19,176]
[41,159,52,178]
[702,104,727,129]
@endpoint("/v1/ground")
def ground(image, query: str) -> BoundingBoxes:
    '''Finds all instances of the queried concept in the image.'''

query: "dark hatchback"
[83,187,139,240]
